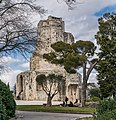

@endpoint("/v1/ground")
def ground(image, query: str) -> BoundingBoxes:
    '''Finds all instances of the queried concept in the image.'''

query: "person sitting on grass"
[74,99,80,107]
[65,96,69,106]
[74,99,78,104]
[68,101,73,107]
[60,101,65,107]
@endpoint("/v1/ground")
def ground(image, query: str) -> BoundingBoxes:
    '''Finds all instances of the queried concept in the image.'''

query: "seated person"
[60,101,65,107]
[68,101,73,107]
[74,99,78,104]
[74,99,80,107]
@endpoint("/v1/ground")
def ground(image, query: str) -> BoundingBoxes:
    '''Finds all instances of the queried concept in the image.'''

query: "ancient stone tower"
[16,16,81,102]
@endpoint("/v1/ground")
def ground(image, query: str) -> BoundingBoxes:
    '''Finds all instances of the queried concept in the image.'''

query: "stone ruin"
[16,16,82,102]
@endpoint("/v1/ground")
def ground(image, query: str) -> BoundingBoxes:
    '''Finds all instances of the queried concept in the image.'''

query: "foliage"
[94,98,116,120]
[0,96,7,120]
[95,13,116,98]
[36,73,65,106]
[91,97,100,102]
[86,97,100,102]
[94,110,116,120]
[0,80,16,119]
[89,88,101,98]
[17,105,96,114]
[44,40,97,106]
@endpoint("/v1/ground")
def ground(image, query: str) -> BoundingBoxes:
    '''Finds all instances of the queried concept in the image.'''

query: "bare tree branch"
[0,0,46,58]
[61,0,83,10]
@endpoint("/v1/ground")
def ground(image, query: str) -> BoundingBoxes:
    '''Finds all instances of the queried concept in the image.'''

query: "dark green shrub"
[94,109,116,120]
[89,88,101,98]
[0,80,16,119]
[86,96,100,102]
[94,99,116,120]
[0,95,7,120]
[90,97,100,102]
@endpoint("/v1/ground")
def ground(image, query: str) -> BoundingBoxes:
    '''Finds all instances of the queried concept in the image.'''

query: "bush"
[94,99,116,120]
[86,97,100,102]
[94,109,116,120]
[0,96,7,120]
[90,97,100,102]
[89,88,100,98]
[0,80,16,119]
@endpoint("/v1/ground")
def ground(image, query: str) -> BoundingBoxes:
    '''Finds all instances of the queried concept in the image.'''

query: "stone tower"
[16,16,81,102]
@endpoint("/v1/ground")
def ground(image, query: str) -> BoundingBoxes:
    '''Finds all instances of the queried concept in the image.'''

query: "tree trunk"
[81,84,87,107]
[113,92,116,98]
[47,95,52,106]
[81,63,87,107]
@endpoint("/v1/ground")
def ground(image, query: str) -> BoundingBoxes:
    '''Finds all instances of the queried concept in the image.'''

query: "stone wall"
[16,16,81,102]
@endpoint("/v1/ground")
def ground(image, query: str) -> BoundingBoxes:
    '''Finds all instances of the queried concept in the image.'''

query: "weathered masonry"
[16,16,81,102]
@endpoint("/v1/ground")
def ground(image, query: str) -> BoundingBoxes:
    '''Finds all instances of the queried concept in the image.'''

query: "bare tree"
[0,0,47,73]
[0,57,5,74]
[0,0,46,57]
[58,0,82,10]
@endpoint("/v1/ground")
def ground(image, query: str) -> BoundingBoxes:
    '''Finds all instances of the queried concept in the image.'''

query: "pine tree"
[96,13,116,98]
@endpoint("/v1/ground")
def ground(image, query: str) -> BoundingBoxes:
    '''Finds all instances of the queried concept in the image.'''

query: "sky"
[0,0,116,89]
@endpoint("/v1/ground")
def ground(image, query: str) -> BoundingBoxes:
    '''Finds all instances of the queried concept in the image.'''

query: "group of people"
[60,96,79,107]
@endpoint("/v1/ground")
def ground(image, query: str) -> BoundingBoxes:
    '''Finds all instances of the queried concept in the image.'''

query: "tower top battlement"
[37,16,73,55]
[38,15,64,31]
[48,16,62,21]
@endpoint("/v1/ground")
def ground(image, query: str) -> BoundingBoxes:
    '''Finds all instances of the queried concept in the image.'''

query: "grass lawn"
[79,117,93,120]
[16,105,96,114]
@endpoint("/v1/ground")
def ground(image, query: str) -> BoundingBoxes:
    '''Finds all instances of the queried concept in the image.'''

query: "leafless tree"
[58,0,82,10]
[0,0,47,73]
[0,0,46,57]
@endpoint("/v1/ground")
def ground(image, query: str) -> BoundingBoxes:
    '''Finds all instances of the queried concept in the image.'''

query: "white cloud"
[0,56,20,64]
[33,0,116,42]
[89,72,98,84]
[19,62,29,68]
[0,69,23,90]
[78,68,98,84]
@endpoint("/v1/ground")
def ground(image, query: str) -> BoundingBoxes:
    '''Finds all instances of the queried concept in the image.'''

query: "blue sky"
[94,4,116,17]
[0,0,116,89]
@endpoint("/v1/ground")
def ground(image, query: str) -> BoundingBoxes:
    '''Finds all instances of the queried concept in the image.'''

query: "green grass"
[16,105,96,114]
[79,117,93,120]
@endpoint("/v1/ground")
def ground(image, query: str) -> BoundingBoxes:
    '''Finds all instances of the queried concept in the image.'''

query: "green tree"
[44,40,97,106]
[0,80,16,119]
[89,87,101,98]
[36,74,65,106]
[95,13,116,98]
[0,95,7,120]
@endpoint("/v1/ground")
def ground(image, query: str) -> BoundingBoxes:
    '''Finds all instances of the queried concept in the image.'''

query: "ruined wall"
[16,16,81,102]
